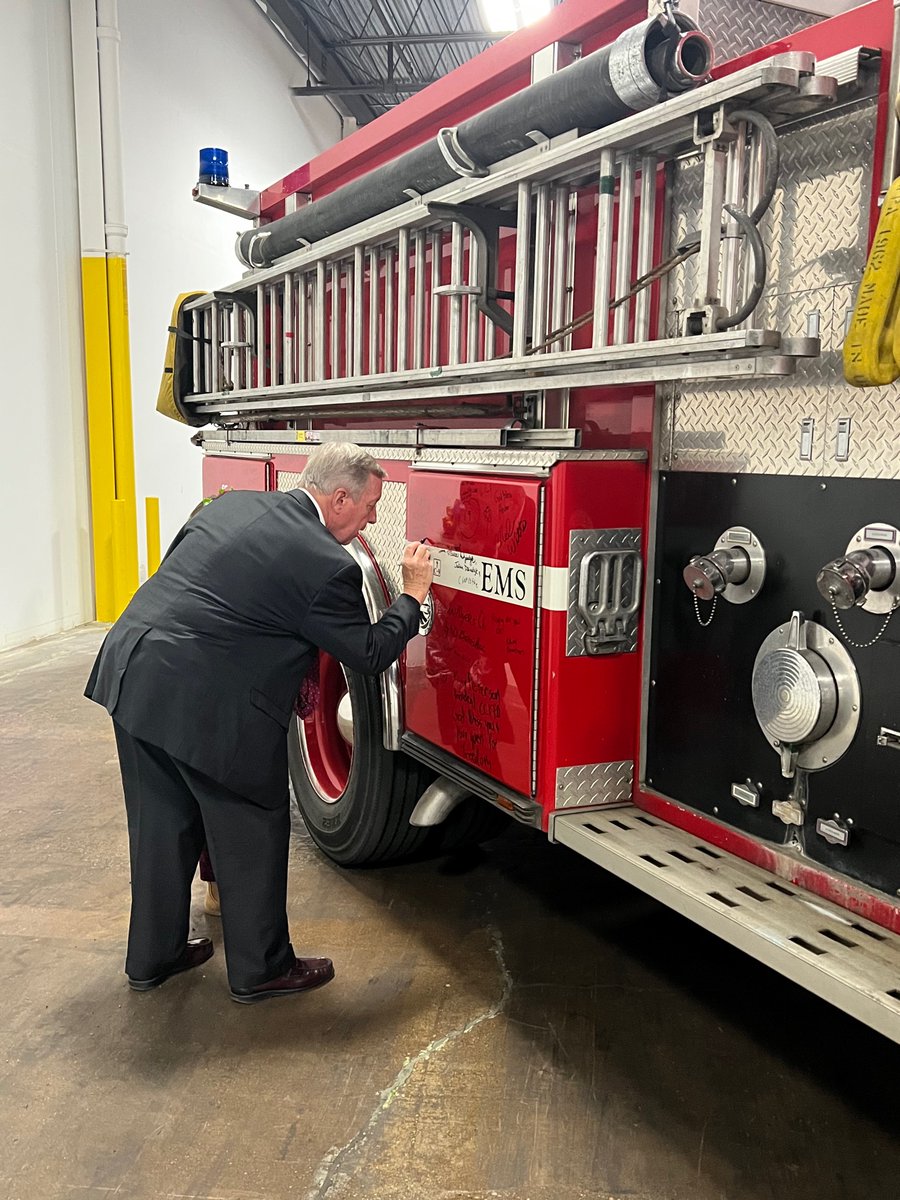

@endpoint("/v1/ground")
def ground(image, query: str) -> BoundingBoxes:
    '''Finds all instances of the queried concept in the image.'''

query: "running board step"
[551,806,900,1044]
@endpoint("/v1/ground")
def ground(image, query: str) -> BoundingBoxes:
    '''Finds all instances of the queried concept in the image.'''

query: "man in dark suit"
[86,443,432,1003]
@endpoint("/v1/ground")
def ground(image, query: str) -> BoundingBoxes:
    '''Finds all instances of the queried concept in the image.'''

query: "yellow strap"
[844,175,900,387]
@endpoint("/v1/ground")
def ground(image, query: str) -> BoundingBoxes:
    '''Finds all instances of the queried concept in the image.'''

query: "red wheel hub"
[301,653,353,801]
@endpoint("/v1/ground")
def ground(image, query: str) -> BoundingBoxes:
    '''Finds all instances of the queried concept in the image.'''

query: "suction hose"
[237,12,713,268]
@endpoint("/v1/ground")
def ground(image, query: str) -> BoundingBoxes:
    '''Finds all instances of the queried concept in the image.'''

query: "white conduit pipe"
[95,0,128,258]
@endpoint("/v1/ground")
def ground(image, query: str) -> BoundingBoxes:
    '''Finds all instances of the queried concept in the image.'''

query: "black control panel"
[647,471,900,897]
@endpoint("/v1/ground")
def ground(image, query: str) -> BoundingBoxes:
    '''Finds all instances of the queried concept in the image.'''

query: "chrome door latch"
[577,548,642,654]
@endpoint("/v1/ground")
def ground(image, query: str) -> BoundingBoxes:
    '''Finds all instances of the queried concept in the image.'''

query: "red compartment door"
[405,470,541,795]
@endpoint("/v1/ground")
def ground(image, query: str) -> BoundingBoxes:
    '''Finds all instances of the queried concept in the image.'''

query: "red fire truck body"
[180,0,900,1040]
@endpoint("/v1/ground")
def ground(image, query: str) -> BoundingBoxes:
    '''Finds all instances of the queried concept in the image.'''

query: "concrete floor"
[2,625,900,1200]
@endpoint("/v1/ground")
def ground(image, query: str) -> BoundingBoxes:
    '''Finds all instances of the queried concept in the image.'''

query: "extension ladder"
[183,48,859,425]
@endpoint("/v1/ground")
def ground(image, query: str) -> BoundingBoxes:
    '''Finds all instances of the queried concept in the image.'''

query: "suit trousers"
[113,722,295,990]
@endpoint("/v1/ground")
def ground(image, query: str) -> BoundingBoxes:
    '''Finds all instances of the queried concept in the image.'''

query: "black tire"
[289,662,508,866]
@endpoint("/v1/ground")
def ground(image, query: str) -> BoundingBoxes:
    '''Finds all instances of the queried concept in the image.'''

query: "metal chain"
[830,600,897,648]
[693,594,717,626]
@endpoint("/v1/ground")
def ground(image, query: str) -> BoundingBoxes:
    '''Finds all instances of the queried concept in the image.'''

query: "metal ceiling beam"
[328,32,504,46]
[291,80,434,95]
[256,0,378,124]
[365,0,422,84]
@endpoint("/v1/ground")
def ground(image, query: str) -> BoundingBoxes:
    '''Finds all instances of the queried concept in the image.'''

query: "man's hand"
[401,542,433,605]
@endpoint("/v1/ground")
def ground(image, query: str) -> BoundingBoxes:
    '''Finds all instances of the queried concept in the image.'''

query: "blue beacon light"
[198,147,229,187]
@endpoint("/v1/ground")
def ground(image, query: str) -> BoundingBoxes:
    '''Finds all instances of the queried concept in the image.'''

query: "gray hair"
[298,442,385,498]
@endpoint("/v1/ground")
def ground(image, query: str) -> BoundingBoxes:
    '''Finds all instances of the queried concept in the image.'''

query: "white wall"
[0,0,340,649]
[118,0,341,566]
[0,0,93,650]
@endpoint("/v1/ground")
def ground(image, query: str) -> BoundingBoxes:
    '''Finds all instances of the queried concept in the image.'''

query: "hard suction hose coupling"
[673,31,714,86]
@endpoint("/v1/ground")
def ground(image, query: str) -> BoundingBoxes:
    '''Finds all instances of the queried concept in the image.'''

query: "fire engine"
[164,0,900,1041]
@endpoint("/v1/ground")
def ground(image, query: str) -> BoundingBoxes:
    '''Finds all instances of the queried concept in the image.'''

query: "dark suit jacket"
[85,489,419,803]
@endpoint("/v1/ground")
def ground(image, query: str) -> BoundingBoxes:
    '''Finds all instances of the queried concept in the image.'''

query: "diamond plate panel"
[555,760,634,809]
[759,107,872,307]
[276,473,409,593]
[697,0,816,64]
[670,281,900,481]
[669,287,834,475]
[668,99,878,477]
[825,284,900,480]
[567,528,642,656]
[668,99,875,317]
[357,481,408,596]
[277,472,410,595]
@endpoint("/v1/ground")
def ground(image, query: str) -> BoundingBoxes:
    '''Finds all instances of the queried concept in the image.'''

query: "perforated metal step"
[551,806,900,1043]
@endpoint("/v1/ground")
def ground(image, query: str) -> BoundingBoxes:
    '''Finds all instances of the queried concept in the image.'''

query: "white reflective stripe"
[541,565,569,611]
[430,546,534,608]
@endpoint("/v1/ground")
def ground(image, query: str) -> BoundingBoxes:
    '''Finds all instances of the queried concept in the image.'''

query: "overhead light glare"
[478,0,552,34]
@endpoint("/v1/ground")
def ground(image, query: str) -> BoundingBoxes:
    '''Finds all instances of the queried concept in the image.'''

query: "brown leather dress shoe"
[230,955,335,1004]
[128,937,214,991]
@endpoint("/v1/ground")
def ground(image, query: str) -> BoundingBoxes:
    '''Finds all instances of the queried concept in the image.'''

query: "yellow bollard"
[145,497,161,577]
[81,255,139,619]
[106,256,140,591]
[110,499,135,618]
[81,256,117,621]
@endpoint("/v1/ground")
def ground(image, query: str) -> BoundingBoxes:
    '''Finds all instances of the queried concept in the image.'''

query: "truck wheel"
[289,653,435,865]
[288,653,509,865]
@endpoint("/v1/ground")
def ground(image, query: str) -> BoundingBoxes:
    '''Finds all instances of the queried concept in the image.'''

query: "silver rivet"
[713,806,719,814]
[834,813,841,820]
[651,679,656,686]
[856,536,862,543]
[847,818,854,826]
[821,483,827,490]
[822,756,828,763]
[829,637,834,644]
[852,704,858,711]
